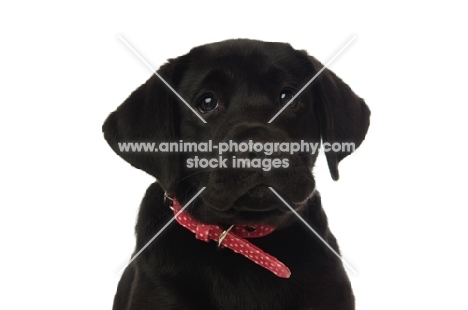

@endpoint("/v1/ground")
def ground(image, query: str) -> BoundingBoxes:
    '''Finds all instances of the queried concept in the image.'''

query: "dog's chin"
[199,206,290,227]
[231,209,290,226]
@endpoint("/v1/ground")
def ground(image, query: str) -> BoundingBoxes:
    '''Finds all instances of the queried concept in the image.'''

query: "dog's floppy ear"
[102,56,188,192]
[309,56,370,180]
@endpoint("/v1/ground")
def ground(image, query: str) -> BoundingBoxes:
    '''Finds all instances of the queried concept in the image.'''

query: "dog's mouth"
[232,184,282,211]
[180,161,316,226]
[186,184,302,226]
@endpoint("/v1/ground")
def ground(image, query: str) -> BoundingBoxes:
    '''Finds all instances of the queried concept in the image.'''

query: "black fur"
[103,39,370,310]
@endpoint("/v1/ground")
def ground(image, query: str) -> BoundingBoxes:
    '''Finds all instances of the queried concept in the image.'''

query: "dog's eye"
[197,95,219,114]
[279,89,297,107]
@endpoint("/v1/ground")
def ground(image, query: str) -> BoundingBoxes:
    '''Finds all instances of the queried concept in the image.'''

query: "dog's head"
[103,39,370,226]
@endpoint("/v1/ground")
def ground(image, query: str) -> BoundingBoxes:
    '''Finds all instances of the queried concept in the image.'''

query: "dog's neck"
[167,196,291,278]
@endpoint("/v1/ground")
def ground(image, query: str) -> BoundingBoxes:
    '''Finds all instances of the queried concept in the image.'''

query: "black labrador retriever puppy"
[103,39,370,310]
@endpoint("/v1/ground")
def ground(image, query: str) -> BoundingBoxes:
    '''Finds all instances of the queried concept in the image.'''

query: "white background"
[1,1,467,309]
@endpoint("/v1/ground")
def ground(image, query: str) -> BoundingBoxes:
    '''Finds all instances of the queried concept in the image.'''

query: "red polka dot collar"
[170,197,291,278]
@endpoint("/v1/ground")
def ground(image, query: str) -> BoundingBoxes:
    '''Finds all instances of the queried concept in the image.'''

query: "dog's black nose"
[248,152,257,160]
[234,147,264,161]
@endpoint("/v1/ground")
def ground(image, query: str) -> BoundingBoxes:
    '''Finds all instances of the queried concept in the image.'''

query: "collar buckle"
[217,224,234,248]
